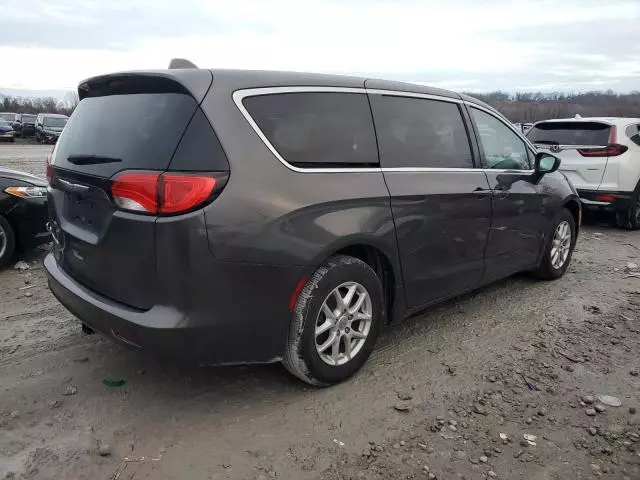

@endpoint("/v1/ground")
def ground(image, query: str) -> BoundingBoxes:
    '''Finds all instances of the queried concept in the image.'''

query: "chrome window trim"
[465,101,536,172]
[465,101,537,151]
[233,87,381,174]
[233,86,465,173]
[366,89,463,104]
[233,87,538,175]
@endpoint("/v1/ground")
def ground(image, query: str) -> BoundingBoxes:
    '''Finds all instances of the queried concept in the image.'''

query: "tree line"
[467,90,640,123]
[0,91,79,117]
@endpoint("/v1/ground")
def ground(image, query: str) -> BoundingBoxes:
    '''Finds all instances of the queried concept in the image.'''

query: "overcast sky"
[2,0,639,96]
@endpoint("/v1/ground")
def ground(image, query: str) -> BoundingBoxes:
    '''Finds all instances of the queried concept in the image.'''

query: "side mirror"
[535,152,561,174]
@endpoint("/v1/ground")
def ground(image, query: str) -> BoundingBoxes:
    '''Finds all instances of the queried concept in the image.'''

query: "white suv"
[528,117,640,230]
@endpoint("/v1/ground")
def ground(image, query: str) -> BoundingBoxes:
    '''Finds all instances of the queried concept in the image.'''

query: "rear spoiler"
[77,66,212,103]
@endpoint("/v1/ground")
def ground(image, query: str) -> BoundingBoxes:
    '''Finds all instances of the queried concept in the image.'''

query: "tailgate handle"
[57,178,90,194]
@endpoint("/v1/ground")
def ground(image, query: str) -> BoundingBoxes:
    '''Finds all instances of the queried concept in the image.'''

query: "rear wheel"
[614,193,640,230]
[283,255,383,386]
[533,208,576,280]
[0,215,16,269]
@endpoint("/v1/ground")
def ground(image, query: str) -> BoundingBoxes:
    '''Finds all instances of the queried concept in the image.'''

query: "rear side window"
[528,121,611,146]
[626,124,640,147]
[53,93,199,178]
[242,92,378,168]
[369,95,473,169]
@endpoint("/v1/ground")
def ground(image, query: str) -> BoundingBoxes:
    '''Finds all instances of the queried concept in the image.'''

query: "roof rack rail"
[168,58,198,69]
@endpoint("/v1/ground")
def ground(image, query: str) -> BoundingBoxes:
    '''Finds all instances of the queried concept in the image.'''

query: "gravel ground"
[1,143,640,480]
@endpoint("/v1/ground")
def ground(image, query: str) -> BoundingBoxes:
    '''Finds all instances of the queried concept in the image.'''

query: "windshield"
[22,114,37,123]
[0,119,10,127]
[528,121,611,146]
[0,113,14,122]
[43,117,68,128]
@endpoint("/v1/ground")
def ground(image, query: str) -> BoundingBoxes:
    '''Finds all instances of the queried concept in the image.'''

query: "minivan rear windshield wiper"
[67,155,122,165]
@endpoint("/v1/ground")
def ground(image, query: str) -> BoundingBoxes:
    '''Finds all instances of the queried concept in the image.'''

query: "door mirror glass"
[535,152,560,174]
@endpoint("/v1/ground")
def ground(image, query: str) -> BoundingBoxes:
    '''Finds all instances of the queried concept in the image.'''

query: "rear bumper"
[44,253,304,365]
[577,189,634,211]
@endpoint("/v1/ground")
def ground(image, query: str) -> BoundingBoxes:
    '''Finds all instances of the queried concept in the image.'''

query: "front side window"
[626,124,640,147]
[470,108,530,170]
[369,95,473,169]
[242,92,378,168]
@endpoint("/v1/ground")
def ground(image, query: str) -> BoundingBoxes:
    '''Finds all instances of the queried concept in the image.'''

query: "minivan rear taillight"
[111,171,226,215]
[577,126,628,157]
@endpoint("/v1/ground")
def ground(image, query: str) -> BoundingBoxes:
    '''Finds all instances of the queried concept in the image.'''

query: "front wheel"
[0,215,16,269]
[533,209,576,280]
[614,193,640,230]
[283,255,383,386]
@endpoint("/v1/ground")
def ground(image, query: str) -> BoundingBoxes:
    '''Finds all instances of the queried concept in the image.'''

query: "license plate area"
[67,194,99,228]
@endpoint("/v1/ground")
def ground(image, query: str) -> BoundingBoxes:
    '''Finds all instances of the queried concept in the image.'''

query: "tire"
[533,208,576,280]
[283,255,384,386]
[614,193,640,230]
[0,215,16,269]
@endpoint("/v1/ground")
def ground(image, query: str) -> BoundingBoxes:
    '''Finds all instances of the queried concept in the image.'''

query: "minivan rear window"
[528,121,611,146]
[53,93,198,178]
[243,92,379,168]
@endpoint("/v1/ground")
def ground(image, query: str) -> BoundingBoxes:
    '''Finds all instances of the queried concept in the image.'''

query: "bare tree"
[63,90,80,111]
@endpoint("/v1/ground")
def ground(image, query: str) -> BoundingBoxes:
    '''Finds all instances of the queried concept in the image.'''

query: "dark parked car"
[35,114,68,144]
[0,167,49,267]
[0,119,15,142]
[45,68,581,385]
[12,113,38,138]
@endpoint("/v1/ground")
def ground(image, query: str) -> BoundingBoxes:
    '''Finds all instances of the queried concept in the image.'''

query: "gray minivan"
[45,68,580,385]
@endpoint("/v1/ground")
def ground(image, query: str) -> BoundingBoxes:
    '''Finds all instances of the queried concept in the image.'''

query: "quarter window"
[470,108,530,170]
[369,95,474,169]
[626,124,640,147]
[242,92,378,168]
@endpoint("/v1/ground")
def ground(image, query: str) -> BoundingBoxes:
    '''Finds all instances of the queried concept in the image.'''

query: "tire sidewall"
[294,257,383,385]
[0,214,16,269]
[616,193,640,230]
[542,209,576,279]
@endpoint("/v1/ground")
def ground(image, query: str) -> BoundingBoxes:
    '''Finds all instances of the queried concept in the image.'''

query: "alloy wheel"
[550,220,571,269]
[0,223,6,259]
[314,281,372,366]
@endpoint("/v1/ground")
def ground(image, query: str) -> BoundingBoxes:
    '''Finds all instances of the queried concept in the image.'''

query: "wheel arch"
[312,236,403,325]
[563,196,581,236]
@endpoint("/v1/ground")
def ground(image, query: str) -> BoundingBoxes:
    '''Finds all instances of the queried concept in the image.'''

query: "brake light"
[578,144,628,157]
[110,172,220,215]
[577,126,628,157]
[159,174,216,214]
[111,173,159,213]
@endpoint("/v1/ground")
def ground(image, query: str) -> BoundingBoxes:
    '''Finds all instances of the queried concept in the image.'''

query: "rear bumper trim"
[576,189,634,210]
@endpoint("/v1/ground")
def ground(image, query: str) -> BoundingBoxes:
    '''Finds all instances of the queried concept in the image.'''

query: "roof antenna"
[169,58,198,69]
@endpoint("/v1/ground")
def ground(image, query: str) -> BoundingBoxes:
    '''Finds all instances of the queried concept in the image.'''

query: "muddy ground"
[1,144,640,480]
